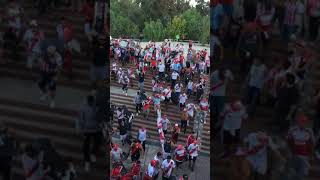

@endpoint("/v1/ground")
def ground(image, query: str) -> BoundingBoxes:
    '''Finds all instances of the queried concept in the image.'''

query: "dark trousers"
[189,156,197,171]
[141,140,146,152]
[211,96,225,127]
[83,131,102,162]
[136,103,142,113]
[245,86,260,116]
[0,158,12,180]
[309,16,320,41]
[180,120,187,134]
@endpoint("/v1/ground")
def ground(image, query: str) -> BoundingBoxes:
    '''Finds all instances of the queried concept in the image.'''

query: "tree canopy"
[110,0,209,43]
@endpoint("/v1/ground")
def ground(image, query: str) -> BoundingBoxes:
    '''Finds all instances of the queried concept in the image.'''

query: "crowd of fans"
[212,0,320,179]
[110,39,210,179]
[0,0,108,179]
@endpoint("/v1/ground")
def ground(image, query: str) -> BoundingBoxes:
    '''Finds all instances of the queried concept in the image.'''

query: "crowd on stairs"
[212,0,320,179]
[110,39,210,179]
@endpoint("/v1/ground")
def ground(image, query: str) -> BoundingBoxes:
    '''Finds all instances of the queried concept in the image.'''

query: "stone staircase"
[110,64,211,155]
[0,1,107,179]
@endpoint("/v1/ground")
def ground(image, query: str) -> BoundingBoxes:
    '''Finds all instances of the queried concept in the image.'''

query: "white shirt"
[161,160,175,177]
[163,88,172,98]
[222,105,247,131]
[179,95,187,104]
[162,118,170,130]
[187,143,199,157]
[248,64,267,89]
[146,163,156,177]
[186,103,195,117]
[158,64,165,72]
[171,72,179,80]
[138,129,147,142]
[211,70,234,96]
[174,84,182,93]
[111,148,123,162]
[244,133,268,175]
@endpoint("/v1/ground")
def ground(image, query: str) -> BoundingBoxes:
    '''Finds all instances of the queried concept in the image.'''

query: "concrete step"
[0,66,92,90]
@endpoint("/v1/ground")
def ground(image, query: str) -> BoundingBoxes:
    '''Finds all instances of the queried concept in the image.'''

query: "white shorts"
[120,134,127,140]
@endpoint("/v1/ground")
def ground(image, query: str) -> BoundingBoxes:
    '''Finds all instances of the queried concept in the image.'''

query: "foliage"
[143,20,164,41]
[110,0,209,43]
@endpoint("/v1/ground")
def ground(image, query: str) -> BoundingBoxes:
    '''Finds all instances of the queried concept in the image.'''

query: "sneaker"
[84,162,90,172]
[90,154,97,163]
[136,113,139,116]
[40,94,48,101]
[50,101,55,108]
[125,93,128,96]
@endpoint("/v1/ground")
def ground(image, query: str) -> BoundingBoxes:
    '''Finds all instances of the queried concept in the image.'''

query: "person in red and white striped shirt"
[287,114,314,178]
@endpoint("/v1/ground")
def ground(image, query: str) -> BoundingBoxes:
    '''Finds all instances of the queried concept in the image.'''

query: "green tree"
[143,20,164,41]
[200,15,210,44]
[181,9,203,41]
[165,16,186,40]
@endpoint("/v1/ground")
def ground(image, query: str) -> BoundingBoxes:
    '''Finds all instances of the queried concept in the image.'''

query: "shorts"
[189,155,197,162]
[120,134,127,140]
[91,65,107,81]
[38,73,56,91]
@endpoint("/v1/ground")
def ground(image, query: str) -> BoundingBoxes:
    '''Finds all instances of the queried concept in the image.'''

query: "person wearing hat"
[143,160,157,180]
[180,108,189,134]
[161,155,175,180]
[287,114,315,179]
[23,19,44,70]
[218,100,248,157]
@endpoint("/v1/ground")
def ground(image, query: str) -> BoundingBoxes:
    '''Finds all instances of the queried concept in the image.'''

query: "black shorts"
[38,73,56,91]
[223,129,240,145]
[189,155,197,162]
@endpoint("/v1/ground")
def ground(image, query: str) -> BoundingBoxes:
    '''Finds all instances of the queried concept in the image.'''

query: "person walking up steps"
[78,95,101,172]
[38,46,61,108]
[161,155,175,180]
[134,91,142,116]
